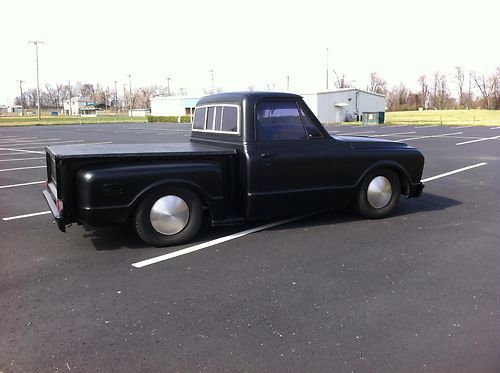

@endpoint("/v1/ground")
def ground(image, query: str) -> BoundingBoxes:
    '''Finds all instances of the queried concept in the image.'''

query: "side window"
[221,106,238,132]
[299,103,323,138]
[214,106,223,131]
[193,107,206,129]
[256,101,307,141]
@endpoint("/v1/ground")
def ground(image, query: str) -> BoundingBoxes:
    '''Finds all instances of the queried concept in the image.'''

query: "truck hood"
[334,135,409,149]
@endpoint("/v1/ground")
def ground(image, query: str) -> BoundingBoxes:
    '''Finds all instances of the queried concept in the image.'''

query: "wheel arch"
[356,160,412,196]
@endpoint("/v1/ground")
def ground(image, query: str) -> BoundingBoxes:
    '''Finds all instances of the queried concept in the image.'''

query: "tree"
[472,72,491,109]
[455,66,465,108]
[367,72,387,94]
[333,70,351,89]
[417,75,429,109]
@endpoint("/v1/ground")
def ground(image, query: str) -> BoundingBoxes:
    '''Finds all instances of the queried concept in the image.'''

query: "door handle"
[261,153,278,159]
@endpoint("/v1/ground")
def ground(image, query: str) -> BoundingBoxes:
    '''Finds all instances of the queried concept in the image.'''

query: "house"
[63,96,96,116]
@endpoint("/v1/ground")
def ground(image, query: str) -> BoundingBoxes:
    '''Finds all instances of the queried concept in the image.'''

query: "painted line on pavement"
[415,125,439,128]
[452,126,472,129]
[421,163,487,182]
[397,132,462,142]
[456,135,500,146]
[383,125,408,128]
[490,127,500,130]
[0,157,45,162]
[131,214,313,268]
[2,211,51,221]
[337,130,376,135]
[0,147,44,154]
[0,138,60,145]
[370,131,416,137]
[0,181,45,189]
[0,137,38,144]
[0,165,45,172]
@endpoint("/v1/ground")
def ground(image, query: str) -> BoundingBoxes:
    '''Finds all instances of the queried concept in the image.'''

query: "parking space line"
[397,132,462,142]
[0,165,45,172]
[0,181,45,189]
[0,138,60,145]
[452,126,472,129]
[0,137,38,143]
[0,147,44,154]
[2,211,51,221]
[131,214,312,268]
[415,125,439,128]
[337,131,376,135]
[370,131,416,137]
[422,163,487,182]
[384,125,408,128]
[456,135,500,146]
[490,127,500,130]
[0,157,45,162]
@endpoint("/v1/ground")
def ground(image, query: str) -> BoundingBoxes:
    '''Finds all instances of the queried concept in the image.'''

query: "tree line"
[364,66,500,111]
[12,65,500,112]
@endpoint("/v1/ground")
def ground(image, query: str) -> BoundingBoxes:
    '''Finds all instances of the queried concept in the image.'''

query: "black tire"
[134,187,203,247]
[355,169,401,219]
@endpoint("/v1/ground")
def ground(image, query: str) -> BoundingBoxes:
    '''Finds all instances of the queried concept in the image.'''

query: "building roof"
[198,91,301,106]
[315,88,386,98]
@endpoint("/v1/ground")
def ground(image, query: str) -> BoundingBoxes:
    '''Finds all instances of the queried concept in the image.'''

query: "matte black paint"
[43,92,424,233]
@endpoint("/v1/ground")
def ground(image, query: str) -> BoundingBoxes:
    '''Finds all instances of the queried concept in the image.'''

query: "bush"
[146,115,192,123]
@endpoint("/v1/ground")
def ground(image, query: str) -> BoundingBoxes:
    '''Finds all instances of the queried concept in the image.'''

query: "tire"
[134,187,203,247]
[355,169,400,219]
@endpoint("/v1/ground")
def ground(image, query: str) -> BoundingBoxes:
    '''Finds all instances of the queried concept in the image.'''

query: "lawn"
[0,115,147,126]
[384,110,500,126]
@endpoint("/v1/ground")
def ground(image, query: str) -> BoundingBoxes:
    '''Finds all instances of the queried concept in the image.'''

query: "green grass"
[0,115,148,127]
[384,110,500,126]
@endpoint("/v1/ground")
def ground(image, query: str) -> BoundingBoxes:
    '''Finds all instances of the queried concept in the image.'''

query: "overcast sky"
[1,0,499,104]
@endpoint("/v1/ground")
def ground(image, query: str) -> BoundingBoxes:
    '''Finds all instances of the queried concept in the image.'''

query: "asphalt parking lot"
[0,122,499,372]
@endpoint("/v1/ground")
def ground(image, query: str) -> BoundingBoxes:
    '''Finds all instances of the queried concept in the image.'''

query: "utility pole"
[29,40,44,120]
[166,77,172,96]
[286,75,290,92]
[114,80,118,114]
[326,47,329,90]
[16,80,25,116]
[123,84,127,112]
[127,74,132,116]
[209,69,214,93]
[68,80,72,116]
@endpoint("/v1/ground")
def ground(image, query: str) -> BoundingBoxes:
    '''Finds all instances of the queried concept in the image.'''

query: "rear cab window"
[193,104,240,134]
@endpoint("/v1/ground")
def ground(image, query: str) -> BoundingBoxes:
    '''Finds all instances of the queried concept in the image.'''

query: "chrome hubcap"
[367,176,392,208]
[150,195,190,235]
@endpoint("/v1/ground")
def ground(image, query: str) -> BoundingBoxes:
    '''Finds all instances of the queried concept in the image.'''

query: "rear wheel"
[355,169,400,219]
[134,187,202,247]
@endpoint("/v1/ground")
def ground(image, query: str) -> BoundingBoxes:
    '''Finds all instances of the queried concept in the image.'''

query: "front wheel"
[134,188,203,247]
[355,169,400,219]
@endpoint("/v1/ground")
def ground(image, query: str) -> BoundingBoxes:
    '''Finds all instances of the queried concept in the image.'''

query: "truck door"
[254,99,338,216]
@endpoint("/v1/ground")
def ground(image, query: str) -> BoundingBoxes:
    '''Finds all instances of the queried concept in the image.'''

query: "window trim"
[192,104,240,135]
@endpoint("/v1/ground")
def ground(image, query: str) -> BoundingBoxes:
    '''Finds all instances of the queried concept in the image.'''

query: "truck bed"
[46,142,237,159]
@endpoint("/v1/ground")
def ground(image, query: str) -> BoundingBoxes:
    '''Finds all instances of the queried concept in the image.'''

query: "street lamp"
[126,74,132,116]
[166,77,172,96]
[114,80,118,114]
[28,40,44,120]
[209,69,214,93]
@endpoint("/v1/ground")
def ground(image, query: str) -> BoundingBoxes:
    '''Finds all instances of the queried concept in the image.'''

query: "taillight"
[45,179,49,189]
[56,199,63,212]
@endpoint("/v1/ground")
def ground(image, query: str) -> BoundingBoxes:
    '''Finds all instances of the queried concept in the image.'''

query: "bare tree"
[333,70,351,89]
[417,75,429,109]
[472,72,491,109]
[455,66,465,108]
[367,72,387,94]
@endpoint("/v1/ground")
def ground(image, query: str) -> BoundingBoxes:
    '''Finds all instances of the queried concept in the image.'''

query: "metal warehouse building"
[150,96,199,118]
[303,88,386,124]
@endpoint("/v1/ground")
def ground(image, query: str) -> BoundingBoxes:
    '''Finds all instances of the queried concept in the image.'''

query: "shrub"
[146,115,192,123]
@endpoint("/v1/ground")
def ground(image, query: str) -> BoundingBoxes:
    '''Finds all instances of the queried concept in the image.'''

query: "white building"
[63,96,95,116]
[303,88,386,124]
[150,96,199,118]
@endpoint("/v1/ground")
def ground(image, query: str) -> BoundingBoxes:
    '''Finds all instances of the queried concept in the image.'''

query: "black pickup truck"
[43,92,424,246]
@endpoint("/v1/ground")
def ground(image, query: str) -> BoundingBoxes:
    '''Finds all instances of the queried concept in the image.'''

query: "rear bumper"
[409,182,424,198]
[42,189,68,232]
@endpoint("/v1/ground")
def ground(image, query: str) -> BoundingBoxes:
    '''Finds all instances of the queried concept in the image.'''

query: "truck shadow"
[82,192,460,251]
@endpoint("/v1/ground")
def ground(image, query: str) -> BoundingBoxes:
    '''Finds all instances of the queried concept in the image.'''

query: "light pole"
[29,40,44,120]
[166,77,172,96]
[123,84,127,112]
[16,80,25,116]
[68,80,72,116]
[127,74,132,116]
[286,75,290,92]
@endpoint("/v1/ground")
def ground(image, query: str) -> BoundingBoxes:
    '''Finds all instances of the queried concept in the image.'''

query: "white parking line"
[397,132,463,142]
[383,125,408,128]
[337,130,376,135]
[0,138,60,145]
[490,127,500,130]
[131,214,312,268]
[0,157,45,162]
[452,126,472,129]
[0,147,44,154]
[415,125,439,128]
[2,211,51,221]
[0,137,38,143]
[456,135,500,146]
[0,165,45,172]
[370,131,416,137]
[0,181,45,189]
[421,163,487,182]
